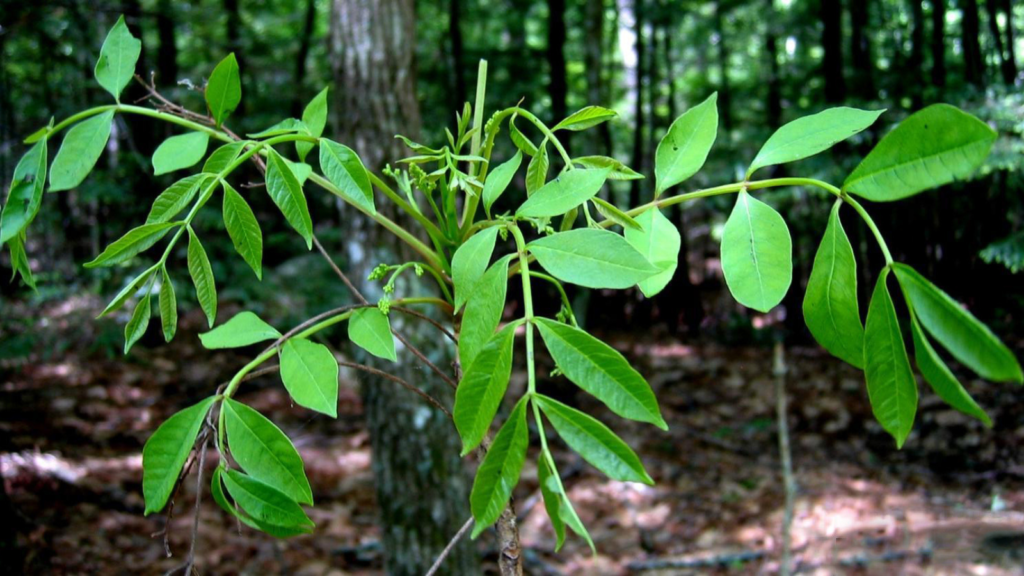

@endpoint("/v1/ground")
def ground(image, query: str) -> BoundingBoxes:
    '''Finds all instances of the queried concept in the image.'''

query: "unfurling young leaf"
[553,106,617,131]
[94,15,141,102]
[49,111,115,192]
[187,227,217,328]
[482,151,522,216]
[206,53,242,127]
[265,149,313,249]
[509,115,538,156]
[720,191,792,313]
[624,208,680,298]
[221,469,314,533]
[528,229,658,290]
[199,311,281,349]
[1,140,47,247]
[863,268,917,448]
[572,156,643,180]
[246,118,307,138]
[454,322,518,455]
[516,168,611,218]
[142,396,217,515]
[297,87,329,161]
[803,201,864,368]
[319,139,375,214]
[152,132,211,176]
[124,292,151,354]
[84,222,179,268]
[655,92,718,196]
[146,174,211,224]
[280,338,339,417]
[222,182,264,279]
[908,314,992,426]
[451,226,500,312]
[525,140,549,195]
[746,107,884,178]
[223,398,313,505]
[843,104,997,202]
[159,268,177,342]
[534,317,667,430]
[470,397,529,538]
[348,307,397,362]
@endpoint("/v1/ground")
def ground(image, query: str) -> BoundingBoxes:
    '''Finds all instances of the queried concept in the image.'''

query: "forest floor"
[2,295,1024,575]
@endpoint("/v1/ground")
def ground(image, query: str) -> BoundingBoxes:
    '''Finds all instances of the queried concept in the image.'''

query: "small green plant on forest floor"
[2,16,1021,571]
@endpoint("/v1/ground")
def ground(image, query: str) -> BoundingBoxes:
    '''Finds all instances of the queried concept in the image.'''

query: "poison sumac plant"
[2,16,1021,569]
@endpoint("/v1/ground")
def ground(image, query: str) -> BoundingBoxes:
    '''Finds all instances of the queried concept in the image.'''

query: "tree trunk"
[291,0,318,116]
[714,1,732,130]
[584,0,612,154]
[764,0,782,130]
[849,0,874,99]
[909,0,925,108]
[156,0,178,87]
[450,0,466,109]
[629,0,645,207]
[985,0,1017,84]
[960,0,984,86]
[931,0,947,89]
[547,0,569,154]
[328,2,481,574]
[1000,0,1018,81]
[821,0,845,102]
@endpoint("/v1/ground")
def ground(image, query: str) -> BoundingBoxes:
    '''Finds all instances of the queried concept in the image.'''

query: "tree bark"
[156,0,178,86]
[629,0,645,207]
[999,0,1018,81]
[985,0,1017,84]
[960,0,984,86]
[547,0,569,151]
[931,0,947,89]
[821,0,845,102]
[909,0,925,108]
[584,0,613,154]
[291,0,318,116]
[849,0,874,99]
[714,1,732,130]
[764,0,782,129]
[450,0,466,109]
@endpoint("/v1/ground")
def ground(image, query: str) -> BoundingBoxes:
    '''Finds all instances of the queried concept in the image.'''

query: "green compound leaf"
[159,268,177,342]
[528,229,658,290]
[222,182,264,280]
[452,226,500,313]
[624,208,681,298]
[319,139,375,214]
[892,263,1022,383]
[803,201,864,368]
[297,87,329,161]
[152,132,210,176]
[84,222,179,268]
[470,397,529,539]
[720,191,792,313]
[203,141,247,174]
[187,227,217,328]
[265,149,313,249]
[200,311,281,349]
[536,394,653,485]
[747,107,884,178]
[223,398,313,505]
[94,15,141,102]
[454,322,517,456]
[206,53,241,127]
[534,317,667,430]
[553,106,617,131]
[843,104,997,202]
[908,314,992,427]
[483,151,522,217]
[221,469,314,533]
[516,168,611,218]
[459,255,514,369]
[348,307,397,362]
[864,268,917,448]
[655,92,717,195]
[49,110,115,192]
[142,396,216,515]
[1,140,47,247]
[124,293,151,354]
[146,174,211,224]
[280,338,339,418]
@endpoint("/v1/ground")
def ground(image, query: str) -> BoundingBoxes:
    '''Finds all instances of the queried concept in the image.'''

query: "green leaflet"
[470,397,529,539]
[454,322,518,455]
[509,114,538,156]
[124,293,151,354]
[803,201,864,368]
[909,314,992,426]
[146,174,212,224]
[591,197,642,231]
[199,311,281,349]
[265,149,313,249]
[319,139,375,214]
[99,266,156,317]
[746,107,884,178]
[483,151,521,217]
[572,156,643,181]
[212,467,309,538]
[222,182,264,279]
[452,226,500,312]
[516,168,611,218]
[553,106,617,131]
[280,338,339,417]
[84,222,179,268]
[538,454,594,553]
[655,92,718,196]
[246,118,307,138]
[1,140,47,246]
[528,229,659,290]
[203,141,247,174]
[843,104,996,202]
[720,191,792,313]
[152,133,210,176]
[49,110,115,192]
[535,394,653,485]
[459,255,514,368]
[94,15,141,102]
[297,87,329,161]
[891,263,1022,383]
[348,307,397,362]
[864,268,917,448]
[624,208,681,298]
[525,140,549,195]
[7,232,36,290]
[206,53,241,127]
[221,469,314,532]
[187,227,217,328]
[223,399,313,505]
[534,317,667,429]
[284,159,313,186]
[23,124,49,145]
[159,268,177,342]
[142,396,216,515]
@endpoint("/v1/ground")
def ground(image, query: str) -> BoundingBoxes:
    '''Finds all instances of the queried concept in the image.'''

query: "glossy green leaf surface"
[624,208,680,297]
[99,267,155,318]
[159,268,177,342]
[348,307,397,362]
[184,227,217,328]
[572,156,643,180]
[84,222,178,268]
[94,15,141,102]
[537,456,566,551]
[280,338,339,417]
[534,317,666,429]
[222,182,264,279]
[909,314,991,426]
[454,322,517,455]
[223,399,313,505]
[142,396,216,515]
[212,468,310,538]
[7,232,35,290]
[553,106,617,131]
[199,311,280,349]
[483,151,521,216]
[591,197,642,231]
[49,111,115,192]
[720,191,792,312]
[319,139,375,214]
[1,141,47,246]
[864,269,917,448]
[655,92,717,195]
[152,132,210,176]
[297,87,329,161]
[528,229,658,289]
[470,397,529,538]
[459,255,514,368]
[452,226,500,312]
[221,469,314,532]
[265,149,313,249]
[525,142,549,195]
[124,293,151,354]
[203,141,247,174]
[747,107,884,177]
[516,168,611,218]
[146,174,211,224]
[206,53,241,127]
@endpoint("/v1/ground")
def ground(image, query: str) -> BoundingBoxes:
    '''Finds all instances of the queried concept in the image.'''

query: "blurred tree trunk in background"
[908,0,925,108]
[960,0,984,86]
[849,0,874,99]
[291,0,318,116]
[931,0,947,90]
[329,1,478,574]
[714,1,732,131]
[985,0,1017,84]
[584,0,613,154]
[629,0,645,207]
[547,0,568,139]
[764,0,781,130]
[156,0,179,88]
[821,0,845,102]
[450,0,466,109]
[999,0,1018,79]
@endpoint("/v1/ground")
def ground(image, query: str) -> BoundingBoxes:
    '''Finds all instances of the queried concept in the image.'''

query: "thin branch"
[313,236,366,302]
[425,516,475,576]
[338,361,450,418]
[165,426,212,576]
[392,306,457,343]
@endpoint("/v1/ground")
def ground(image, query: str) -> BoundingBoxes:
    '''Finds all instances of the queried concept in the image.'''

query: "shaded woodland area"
[2,0,1024,574]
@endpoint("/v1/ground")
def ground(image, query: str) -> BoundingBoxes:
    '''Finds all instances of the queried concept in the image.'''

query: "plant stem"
[368,171,446,242]
[509,224,536,397]
[506,107,573,169]
[774,341,796,576]
[843,195,894,265]
[460,60,490,232]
